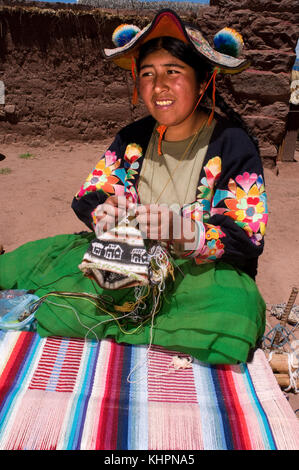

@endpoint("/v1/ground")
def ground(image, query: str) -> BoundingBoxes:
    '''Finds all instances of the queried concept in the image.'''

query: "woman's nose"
[153,73,169,93]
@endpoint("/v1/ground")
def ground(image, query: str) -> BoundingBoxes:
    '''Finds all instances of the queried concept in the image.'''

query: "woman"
[0,10,267,364]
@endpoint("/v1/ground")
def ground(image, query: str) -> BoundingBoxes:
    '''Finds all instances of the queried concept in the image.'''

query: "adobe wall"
[0,0,298,164]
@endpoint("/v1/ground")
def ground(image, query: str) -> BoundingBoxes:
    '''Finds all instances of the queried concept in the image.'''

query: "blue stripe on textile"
[65,340,101,450]
[127,345,148,450]
[240,363,277,450]
[45,338,69,392]
[192,360,227,450]
[0,333,41,436]
[116,344,132,450]
[210,366,234,450]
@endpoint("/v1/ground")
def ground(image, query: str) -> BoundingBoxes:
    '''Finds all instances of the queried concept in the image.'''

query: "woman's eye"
[167,69,180,75]
[140,71,153,78]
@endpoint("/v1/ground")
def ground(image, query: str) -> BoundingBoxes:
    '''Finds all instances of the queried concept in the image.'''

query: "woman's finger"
[95,214,117,237]
[136,205,171,240]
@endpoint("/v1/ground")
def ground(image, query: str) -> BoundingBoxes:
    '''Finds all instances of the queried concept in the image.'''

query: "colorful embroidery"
[76,144,144,201]
[182,201,203,222]
[124,143,143,202]
[215,172,268,244]
[195,224,226,264]
[197,156,222,220]
[76,151,124,198]
[181,202,205,258]
[193,157,267,263]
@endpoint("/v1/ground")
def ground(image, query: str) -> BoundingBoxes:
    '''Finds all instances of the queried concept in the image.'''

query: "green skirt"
[0,232,265,364]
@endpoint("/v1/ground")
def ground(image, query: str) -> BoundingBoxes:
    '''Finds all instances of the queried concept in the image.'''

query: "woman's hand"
[94,196,131,236]
[135,204,198,251]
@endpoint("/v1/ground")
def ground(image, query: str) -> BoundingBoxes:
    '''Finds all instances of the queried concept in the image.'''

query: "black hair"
[136,36,211,84]
[136,36,259,150]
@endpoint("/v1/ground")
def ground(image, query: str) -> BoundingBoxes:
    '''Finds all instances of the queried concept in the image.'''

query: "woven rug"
[0,331,299,450]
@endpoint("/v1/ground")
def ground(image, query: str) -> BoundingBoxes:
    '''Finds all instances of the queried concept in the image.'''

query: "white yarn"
[284,351,299,394]
[126,288,161,384]
[267,351,273,363]
[170,356,193,370]
[126,245,186,383]
[267,348,299,394]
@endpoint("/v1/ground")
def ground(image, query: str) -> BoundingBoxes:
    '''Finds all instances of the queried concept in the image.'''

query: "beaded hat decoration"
[103,9,249,74]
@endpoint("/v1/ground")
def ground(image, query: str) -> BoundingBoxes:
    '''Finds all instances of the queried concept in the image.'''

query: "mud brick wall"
[0,0,298,164]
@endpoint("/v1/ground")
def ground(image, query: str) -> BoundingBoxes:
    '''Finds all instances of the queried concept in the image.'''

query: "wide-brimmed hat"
[103,9,250,74]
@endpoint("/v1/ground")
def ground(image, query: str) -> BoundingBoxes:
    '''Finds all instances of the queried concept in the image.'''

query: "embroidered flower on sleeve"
[197,156,222,220]
[195,224,226,264]
[223,172,268,240]
[76,150,122,198]
[124,143,143,181]
[124,143,143,201]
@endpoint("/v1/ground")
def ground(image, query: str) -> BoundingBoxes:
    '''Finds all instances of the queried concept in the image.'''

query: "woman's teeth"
[156,100,173,106]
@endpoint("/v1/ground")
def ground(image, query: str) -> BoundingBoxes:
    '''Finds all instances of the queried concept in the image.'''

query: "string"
[207,67,219,126]
[193,67,219,123]
[27,249,182,383]
[27,271,83,294]
[156,125,167,156]
[156,67,219,156]
[131,57,138,106]
[150,119,208,205]
[42,291,157,343]
[45,298,139,342]
[126,245,173,383]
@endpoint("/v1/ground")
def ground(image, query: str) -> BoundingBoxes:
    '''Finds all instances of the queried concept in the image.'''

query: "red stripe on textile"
[29,336,84,392]
[0,332,33,406]
[148,346,197,403]
[95,342,124,450]
[217,365,252,450]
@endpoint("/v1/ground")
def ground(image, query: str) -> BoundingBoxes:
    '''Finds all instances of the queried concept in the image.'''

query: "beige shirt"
[137,120,216,211]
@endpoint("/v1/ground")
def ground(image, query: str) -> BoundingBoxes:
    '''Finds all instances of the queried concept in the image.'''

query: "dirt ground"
[1,139,299,412]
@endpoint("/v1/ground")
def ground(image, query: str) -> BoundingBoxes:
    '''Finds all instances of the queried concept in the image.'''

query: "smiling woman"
[0,9,267,366]
[138,48,204,140]
[137,35,210,142]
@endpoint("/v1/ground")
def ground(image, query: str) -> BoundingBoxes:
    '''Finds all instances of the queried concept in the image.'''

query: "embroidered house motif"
[91,242,104,256]
[131,248,148,264]
[104,244,124,260]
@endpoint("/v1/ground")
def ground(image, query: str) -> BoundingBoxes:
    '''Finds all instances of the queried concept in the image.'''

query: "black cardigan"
[72,115,268,279]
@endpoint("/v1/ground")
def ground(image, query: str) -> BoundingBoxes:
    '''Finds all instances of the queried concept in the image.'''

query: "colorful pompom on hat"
[103,9,250,74]
[112,24,141,47]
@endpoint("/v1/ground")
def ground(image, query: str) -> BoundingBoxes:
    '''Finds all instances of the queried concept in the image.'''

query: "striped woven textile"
[0,331,299,450]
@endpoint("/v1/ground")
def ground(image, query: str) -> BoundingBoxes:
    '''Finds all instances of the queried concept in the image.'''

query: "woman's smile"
[155,99,175,108]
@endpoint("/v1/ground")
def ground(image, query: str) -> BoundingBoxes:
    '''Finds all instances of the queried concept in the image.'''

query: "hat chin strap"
[156,67,219,156]
[131,57,139,106]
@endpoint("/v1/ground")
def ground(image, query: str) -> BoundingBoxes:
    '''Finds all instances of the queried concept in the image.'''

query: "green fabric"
[0,233,266,364]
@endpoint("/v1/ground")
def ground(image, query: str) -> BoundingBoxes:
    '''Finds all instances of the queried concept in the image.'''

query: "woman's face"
[138,48,203,138]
